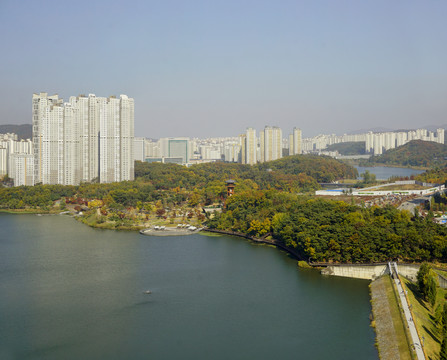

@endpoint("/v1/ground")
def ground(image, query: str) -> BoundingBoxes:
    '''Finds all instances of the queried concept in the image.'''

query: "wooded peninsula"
[1,154,447,264]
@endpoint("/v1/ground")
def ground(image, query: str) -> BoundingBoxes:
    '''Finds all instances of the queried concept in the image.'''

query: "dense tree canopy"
[207,190,447,263]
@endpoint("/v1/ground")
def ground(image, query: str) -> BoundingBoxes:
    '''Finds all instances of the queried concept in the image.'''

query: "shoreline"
[203,228,308,261]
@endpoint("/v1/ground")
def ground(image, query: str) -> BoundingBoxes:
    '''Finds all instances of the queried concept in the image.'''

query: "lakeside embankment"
[370,276,413,360]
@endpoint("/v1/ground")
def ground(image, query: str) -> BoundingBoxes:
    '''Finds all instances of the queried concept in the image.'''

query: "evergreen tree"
[417,262,431,299]
[427,274,438,307]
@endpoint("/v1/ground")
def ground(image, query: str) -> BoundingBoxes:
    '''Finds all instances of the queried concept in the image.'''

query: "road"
[398,195,430,213]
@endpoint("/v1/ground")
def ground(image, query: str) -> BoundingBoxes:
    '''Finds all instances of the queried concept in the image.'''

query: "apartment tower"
[32,92,134,185]
[261,126,282,162]
[289,127,302,155]
[245,128,257,165]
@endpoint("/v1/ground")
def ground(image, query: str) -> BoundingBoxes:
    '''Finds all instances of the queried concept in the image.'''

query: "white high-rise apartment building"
[437,129,445,144]
[261,126,282,162]
[0,147,7,178]
[289,127,302,155]
[10,153,34,186]
[224,141,241,162]
[134,137,146,162]
[239,134,246,164]
[32,93,62,184]
[245,128,257,165]
[32,92,134,185]
[0,137,32,176]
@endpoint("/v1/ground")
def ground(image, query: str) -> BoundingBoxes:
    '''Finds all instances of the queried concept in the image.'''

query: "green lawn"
[402,278,446,360]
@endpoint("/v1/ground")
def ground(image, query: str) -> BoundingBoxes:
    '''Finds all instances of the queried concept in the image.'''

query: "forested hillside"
[208,190,447,263]
[256,154,357,182]
[326,141,366,155]
[364,140,447,168]
[416,167,447,185]
[136,154,358,188]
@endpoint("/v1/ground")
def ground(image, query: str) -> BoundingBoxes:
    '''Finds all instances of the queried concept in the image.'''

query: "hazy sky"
[0,0,446,139]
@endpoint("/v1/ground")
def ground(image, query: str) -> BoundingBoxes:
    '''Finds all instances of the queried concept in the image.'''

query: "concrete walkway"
[390,262,425,360]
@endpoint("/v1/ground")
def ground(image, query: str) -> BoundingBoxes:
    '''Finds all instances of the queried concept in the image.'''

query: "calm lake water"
[355,166,425,180]
[0,214,378,360]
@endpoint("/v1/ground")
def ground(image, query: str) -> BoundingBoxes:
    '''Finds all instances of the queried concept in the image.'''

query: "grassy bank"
[402,278,447,359]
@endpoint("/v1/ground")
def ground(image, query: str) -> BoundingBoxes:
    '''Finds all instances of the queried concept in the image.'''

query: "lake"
[355,166,425,180]
[0,214,378,360]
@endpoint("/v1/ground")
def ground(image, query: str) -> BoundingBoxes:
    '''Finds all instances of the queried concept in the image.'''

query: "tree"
[417,262,438,304]
[155,207,166,218]
[361,170,376,184]
[417,262,431,297]
[427,274,438,308]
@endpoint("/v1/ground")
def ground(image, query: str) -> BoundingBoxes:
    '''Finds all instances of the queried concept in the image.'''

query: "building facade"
[10,153,34,186]
[159,137,191,164]
[289,127,302,155]
[245,128,257,165]
[32,92,134,185]
[261,126,282,162]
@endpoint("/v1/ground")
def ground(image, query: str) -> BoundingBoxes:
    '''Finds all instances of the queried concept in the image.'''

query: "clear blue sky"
[0,0,446,138]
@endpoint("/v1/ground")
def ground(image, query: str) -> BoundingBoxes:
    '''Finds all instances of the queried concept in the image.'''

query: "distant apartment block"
[159,137,191,164]
[32,92,134,185]
[260,126,282,162]
[302,128,444,155]
[134,137,147,162]
[0,134,33,185]
[244,128,257,165]
[289,127,302,155]
[365,128,444,155]
[10,153,34,186]
[0,147,7,178]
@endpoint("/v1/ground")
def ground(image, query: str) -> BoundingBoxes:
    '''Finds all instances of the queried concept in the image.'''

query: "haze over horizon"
[1,0,446,139]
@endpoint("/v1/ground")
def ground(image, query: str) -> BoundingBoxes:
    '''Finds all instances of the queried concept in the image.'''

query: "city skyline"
[1,1,447,138]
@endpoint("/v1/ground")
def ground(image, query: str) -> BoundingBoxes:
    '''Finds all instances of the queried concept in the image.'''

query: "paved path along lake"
[0,214,378,360]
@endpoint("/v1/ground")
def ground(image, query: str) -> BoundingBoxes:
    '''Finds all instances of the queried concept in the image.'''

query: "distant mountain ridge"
[326,141,366,155]
[0,124,32,140]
